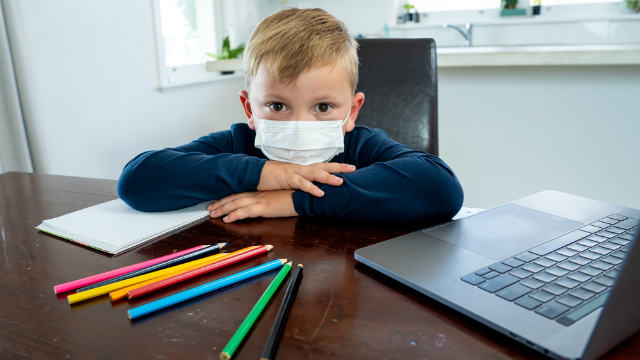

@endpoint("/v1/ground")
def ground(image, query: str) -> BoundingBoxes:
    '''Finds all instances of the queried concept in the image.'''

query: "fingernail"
[317,190,325,196]
[223,216,230,222]
[210,209,216,216]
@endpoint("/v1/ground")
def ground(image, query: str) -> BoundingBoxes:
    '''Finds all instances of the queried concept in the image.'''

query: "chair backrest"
[355,38,438,155]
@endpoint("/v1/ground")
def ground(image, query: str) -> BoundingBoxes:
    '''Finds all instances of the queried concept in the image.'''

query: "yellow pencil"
[68,252,230,304]
[109,247,258,301]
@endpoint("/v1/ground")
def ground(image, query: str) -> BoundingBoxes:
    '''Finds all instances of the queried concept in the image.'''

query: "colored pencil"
[128,259,287,320]
[77,242,227,292]
[109,246,259,301]
[127,245,273,300]
[220,261,292,360]
[67,252,229,304]
[53,245,206,294]
[261,263,303,360]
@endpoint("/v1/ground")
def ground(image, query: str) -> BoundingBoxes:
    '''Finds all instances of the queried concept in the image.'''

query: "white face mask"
[253,110,350,165]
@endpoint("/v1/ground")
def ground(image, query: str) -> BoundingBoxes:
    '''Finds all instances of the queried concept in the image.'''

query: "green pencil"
[220,261,292,360]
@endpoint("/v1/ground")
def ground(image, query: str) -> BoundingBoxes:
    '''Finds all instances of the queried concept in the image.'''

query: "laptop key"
[556,247,578,257]
[530,289,555,303]
[497,283,531,301]
[582,281,606,294]
[475,267,492,276]
[461,273,486,285]
[543,283,568,296]
[530,230,590,256]
[533,257,556,268]
[579,266,602,277]
[545,266,569,277]
[489,262,512,274]
[580,251,601,261]
[515,296,542,310]
[592,275,615,287]
[555,277,580,289]
[610,238,630,246]
[478,273,519,293]
[610,250,626,259]
[533,272,558,283]
[522,262,545,273]
[604,268,620,279]
[591,221,609,228]
[618,233,634,241]
[569,287,595,300]
[580,225,602,233]
[596,231,617,239]
[502,258,524,268]
[567,271,591,282]
[608,214,627,221]
[515,251,538,262]
[520,277,544,289]
[483,271,499,279]
[600,242,620,251]
[557,261,580,271]
[509,268,533,279]
[599,217,618,225]
[589,261,613,271]
[614,218,640,230]
[535,301,569,319]
[557,290,610,326]
[545,252,567,262]
[600,255,622,265]
[590,246,610,255]
[567,243,588,252]
[577,239,597,247]
[587,235,607,243]
[556,294,583,308]
[568,255,591,266]
[606,227,625,234]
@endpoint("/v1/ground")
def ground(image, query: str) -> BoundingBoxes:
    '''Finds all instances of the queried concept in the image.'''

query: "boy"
[118,8,463,224]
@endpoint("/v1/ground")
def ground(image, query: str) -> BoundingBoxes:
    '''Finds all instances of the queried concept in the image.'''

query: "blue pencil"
[128,258,286,320]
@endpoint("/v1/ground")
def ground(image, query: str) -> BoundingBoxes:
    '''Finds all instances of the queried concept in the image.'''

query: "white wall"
[439,65,640,210]
[3,0,245,180]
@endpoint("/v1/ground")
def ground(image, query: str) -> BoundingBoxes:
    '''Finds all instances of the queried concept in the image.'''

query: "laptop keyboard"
[461,214,638,326]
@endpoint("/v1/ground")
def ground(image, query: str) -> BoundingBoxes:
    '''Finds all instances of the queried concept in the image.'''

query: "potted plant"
[500,0,526,16]
[205,36,245,75]
[401,2,419,23]
[626,0,639,12]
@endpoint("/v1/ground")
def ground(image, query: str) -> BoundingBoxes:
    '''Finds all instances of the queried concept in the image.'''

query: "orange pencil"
[109,246,258,301]
[127,245,273,300]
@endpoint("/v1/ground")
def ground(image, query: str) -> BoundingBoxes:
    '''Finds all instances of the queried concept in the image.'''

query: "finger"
[211,192,255,211]
[292,174,324,197]
[223,203,263,223]
[210,197,258,218]
[316,162,356,174]
[310,168,344,186]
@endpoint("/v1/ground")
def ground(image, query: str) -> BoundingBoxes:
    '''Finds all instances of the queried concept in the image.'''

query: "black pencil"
[76,242,226,292]
[260,263,303,360]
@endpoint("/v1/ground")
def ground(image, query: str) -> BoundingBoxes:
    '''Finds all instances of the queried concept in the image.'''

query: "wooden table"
[1,172,637,359]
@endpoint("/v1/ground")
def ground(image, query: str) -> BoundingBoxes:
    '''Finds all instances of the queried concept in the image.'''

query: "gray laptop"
[355,190,639,359]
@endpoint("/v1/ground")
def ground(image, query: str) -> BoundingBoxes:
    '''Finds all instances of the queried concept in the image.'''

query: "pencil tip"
[281,258,287,264]
[265,245,274,250]
[286,261,293,266]
[127,311,132,320]
[297,263,303,268]
[220,352,230,360]
[219,243,227,248]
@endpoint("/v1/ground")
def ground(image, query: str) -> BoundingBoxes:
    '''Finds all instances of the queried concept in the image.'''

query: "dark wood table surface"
[1,172,638,359]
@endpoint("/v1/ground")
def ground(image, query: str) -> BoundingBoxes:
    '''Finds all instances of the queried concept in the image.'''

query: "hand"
[258,161,356,197]
[207,190,298,223]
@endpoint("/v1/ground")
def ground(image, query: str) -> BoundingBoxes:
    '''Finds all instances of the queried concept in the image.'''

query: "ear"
[344,92,365,133]
[239,90,255,130]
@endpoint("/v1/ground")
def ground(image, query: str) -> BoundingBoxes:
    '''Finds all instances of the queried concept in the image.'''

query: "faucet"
[443,23,473,46]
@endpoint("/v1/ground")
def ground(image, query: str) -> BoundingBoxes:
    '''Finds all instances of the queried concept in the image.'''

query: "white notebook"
[36,199,210,254]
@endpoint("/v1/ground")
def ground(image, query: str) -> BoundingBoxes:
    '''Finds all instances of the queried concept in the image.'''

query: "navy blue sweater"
[117,124,463,224]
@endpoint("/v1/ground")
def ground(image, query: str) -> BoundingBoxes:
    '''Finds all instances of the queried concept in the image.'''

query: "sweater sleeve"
[291,127,463,224]
[117,125,266,211]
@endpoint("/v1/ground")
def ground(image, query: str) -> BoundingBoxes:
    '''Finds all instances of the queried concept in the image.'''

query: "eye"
[315,103,332,113]
[268,102,287,112]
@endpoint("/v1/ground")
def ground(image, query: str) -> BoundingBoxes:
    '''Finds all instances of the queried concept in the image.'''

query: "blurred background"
[1,0,638,210]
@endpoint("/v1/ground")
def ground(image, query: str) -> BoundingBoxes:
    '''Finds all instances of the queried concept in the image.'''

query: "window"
[152,0,241,89]
[408,0,620,12]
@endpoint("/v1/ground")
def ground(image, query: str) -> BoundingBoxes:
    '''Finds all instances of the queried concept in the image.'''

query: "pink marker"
[53,245,207,294]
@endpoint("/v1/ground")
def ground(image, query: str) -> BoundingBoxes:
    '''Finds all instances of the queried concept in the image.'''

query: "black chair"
[355,38,438,156]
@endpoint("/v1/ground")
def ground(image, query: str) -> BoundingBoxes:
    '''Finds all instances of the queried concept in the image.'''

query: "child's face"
[240,61,364,133]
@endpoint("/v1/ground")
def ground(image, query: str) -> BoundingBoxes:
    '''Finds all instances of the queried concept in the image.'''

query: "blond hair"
[243,8,358,92]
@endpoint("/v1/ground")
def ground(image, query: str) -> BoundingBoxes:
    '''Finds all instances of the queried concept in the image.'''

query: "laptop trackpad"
[425,204,582,260]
